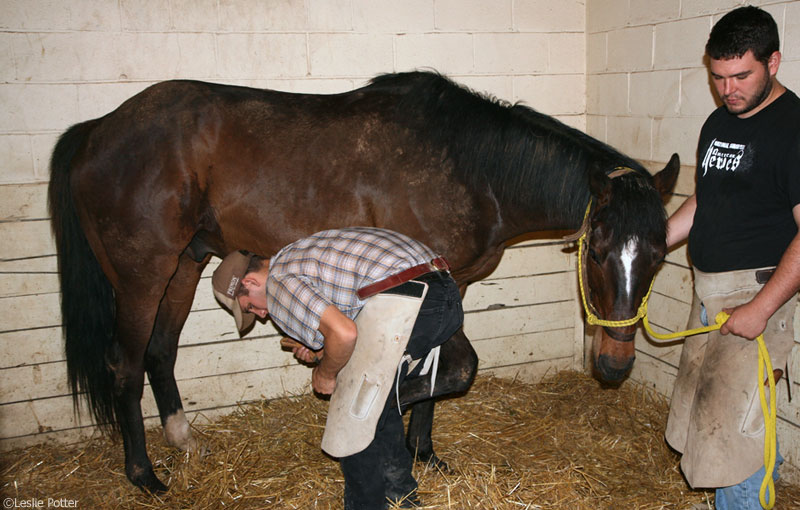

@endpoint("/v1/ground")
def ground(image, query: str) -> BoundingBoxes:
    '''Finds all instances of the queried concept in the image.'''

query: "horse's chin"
[594,353,634,384]
[591,327,635,384]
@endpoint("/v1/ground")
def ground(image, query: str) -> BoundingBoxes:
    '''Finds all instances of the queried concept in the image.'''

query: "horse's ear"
[652,153,680,199]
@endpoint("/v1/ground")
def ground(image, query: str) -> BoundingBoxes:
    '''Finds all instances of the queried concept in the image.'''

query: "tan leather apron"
[321,286,427,458]
[665,268,795,488]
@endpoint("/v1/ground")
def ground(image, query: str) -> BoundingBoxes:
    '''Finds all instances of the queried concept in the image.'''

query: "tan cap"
[212,250,257,333]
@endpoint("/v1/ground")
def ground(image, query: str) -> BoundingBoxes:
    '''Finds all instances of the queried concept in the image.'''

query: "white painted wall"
[585,0,800,481]
[0,0,586,450]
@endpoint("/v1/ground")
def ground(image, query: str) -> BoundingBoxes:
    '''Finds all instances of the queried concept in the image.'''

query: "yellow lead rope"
[575,201,777,509]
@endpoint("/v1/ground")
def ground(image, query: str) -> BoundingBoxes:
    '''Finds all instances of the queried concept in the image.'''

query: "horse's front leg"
[400,329,478,468]
[145,253,208,453]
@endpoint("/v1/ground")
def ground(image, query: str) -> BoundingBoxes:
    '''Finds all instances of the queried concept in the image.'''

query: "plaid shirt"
[266,227,439,349]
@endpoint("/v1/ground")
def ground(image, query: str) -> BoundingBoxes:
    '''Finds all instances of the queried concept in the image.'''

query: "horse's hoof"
[170,434,211,458]
[140,477,168,494]
[417,452,449,472]
[388,494,421,508]
[130,467,168,494]
[196,443,212,457]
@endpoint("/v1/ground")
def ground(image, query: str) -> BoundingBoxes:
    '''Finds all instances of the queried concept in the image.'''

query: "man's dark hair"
[706,6,779,63]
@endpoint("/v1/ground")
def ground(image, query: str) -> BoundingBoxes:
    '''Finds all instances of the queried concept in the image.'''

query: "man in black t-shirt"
[664,6,800,509]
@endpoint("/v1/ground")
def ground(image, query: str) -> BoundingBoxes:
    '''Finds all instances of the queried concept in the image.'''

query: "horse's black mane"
[366,71,662,238]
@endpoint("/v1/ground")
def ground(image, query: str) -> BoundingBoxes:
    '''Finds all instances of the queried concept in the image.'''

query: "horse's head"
[583,154,679,383]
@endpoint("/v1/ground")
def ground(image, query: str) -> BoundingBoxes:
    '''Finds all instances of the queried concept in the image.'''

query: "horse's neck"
[494,163,592,239]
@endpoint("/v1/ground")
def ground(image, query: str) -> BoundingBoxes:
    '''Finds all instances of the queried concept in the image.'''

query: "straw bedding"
[3,371,799,509]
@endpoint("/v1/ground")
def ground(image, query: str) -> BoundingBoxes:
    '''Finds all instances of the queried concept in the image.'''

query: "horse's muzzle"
[594,353,635,383]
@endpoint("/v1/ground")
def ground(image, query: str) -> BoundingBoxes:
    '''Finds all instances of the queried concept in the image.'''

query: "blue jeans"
[715,447,783,510]
[341,274,463,509]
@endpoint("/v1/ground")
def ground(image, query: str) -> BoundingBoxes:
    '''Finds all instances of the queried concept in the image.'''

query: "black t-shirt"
[688,89,800,272]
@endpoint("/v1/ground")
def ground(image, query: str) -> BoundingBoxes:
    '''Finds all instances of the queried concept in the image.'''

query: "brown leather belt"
[357,257,450,299]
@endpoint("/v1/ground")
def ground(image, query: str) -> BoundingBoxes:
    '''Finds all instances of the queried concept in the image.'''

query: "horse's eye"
[588,247,600,263]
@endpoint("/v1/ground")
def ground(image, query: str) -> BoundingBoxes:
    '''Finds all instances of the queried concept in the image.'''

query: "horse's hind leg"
[110,290,169,493]
[145,252,208,452]
[405,400,441,468]
[401,329,478,468]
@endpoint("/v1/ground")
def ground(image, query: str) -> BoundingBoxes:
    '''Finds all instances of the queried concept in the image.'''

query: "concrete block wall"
[0,0,587,450]
[585,0,800,481]
[1,0,588,190]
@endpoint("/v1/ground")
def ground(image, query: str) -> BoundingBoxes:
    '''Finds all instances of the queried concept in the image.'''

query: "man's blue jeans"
[341,274,463,509]
[714,442,783,509]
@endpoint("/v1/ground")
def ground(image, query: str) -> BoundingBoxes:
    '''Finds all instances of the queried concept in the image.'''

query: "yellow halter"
[575,200,655,328]
[573,195,778,510]
[573,168,658,328]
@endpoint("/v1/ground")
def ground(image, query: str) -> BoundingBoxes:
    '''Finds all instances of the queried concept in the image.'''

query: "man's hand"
[720,302,769,340]
[295,345,323,363]
[280,337,323,363]
[719,305,785,385]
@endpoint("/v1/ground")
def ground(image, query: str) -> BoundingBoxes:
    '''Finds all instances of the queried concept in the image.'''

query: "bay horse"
[48,71,678,493]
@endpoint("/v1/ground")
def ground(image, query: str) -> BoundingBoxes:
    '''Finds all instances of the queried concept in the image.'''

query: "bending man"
[212,227,464,509]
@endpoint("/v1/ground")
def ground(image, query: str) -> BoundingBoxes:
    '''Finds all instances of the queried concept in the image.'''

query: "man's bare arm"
[312,304,358,394]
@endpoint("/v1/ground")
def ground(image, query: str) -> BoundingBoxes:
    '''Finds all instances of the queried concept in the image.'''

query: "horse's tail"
[48,119,119,433]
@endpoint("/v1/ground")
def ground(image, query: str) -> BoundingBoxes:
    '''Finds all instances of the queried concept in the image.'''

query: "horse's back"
[60,74,504,284]
[75,72,459,177]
